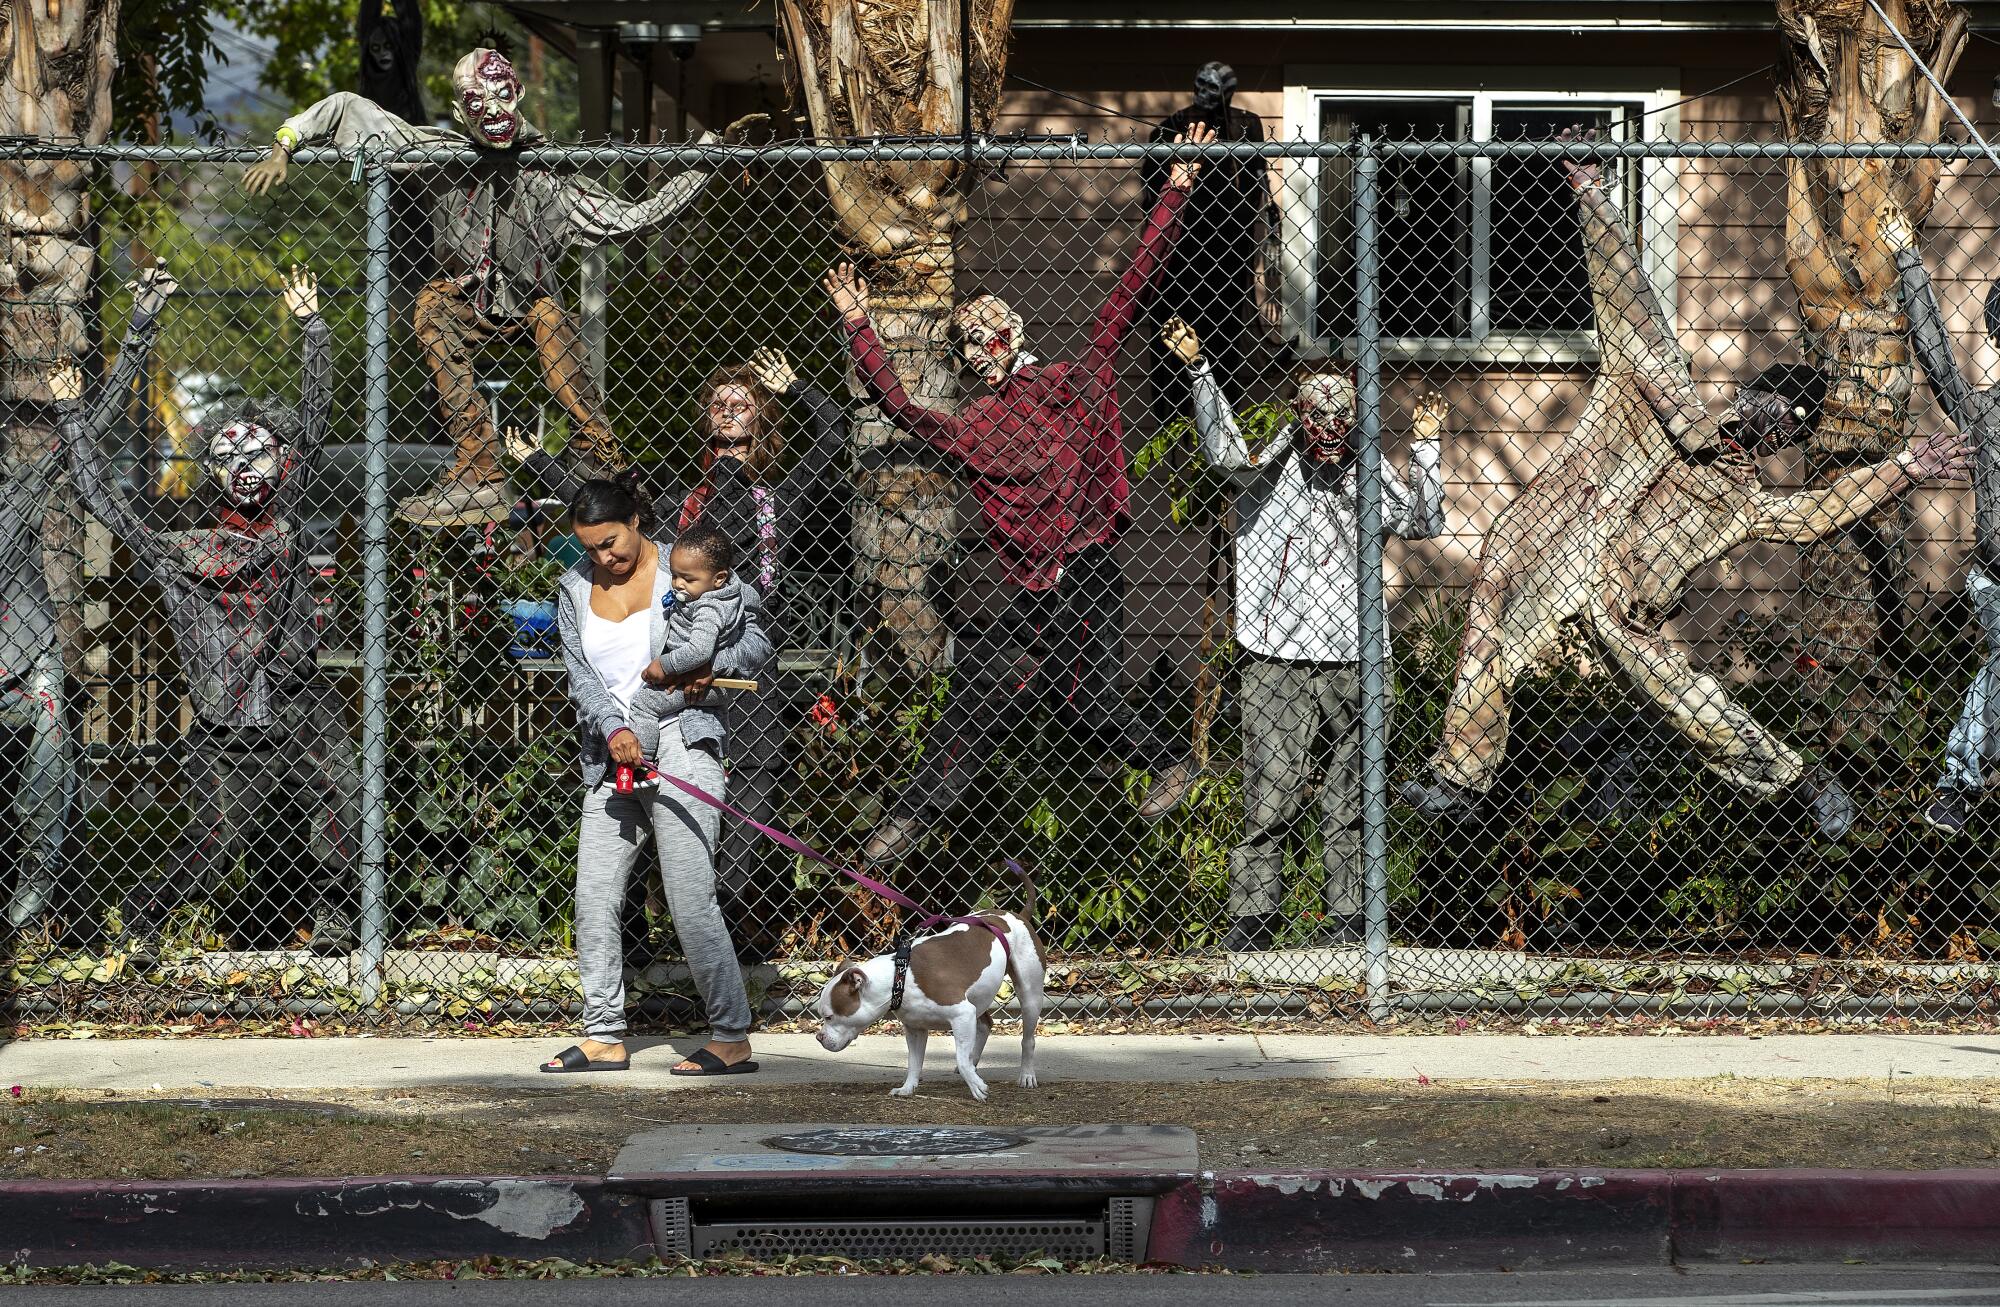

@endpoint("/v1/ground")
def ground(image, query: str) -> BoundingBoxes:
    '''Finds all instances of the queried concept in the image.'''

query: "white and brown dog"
[813,888,1045,1102]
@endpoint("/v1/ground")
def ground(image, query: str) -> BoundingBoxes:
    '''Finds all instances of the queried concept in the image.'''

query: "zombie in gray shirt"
[58,265,360,961]
[1883,198,2000,836]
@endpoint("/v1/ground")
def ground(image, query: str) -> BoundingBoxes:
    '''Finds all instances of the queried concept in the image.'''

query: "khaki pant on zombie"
[412,280,625,484]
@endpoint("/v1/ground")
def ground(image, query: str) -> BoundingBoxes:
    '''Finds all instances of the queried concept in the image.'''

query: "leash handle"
[647,769,1012,954]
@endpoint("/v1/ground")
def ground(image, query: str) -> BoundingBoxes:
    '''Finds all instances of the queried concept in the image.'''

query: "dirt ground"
[8,1074,2000,1180]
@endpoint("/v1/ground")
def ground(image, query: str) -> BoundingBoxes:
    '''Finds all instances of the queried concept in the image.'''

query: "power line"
[1866,0,2000,174]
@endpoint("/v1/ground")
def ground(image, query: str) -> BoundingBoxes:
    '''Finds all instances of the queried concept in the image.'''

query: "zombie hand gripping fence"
[9,123,2000,1030]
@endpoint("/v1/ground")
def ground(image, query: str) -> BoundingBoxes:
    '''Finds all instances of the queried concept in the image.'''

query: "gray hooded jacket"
[556,548,772,788]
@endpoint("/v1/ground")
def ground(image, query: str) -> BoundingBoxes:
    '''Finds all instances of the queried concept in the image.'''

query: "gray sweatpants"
[1231,655,1365,920]
[574,726,751,1042]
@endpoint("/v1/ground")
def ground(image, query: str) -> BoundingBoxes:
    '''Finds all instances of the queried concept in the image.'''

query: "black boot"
[1398,773,1483,818]
[308,904,358,957]
[1797,771,1854,842]
[1308,912,1366,947]
[1222,913,1282,953]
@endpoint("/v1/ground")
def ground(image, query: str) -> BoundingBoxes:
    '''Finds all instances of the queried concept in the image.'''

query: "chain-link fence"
[3,127,1997,1029]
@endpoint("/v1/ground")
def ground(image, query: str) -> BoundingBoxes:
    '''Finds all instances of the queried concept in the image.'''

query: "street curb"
[7,1168,2000,1271]
[0,1177,654,1270]
[1151,1169,2000,1270]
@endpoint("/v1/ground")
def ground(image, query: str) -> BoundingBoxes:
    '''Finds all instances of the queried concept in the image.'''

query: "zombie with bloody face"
[245,48,742,527]
[1167,317,1445,952]
[820,123,1220,866]
[1396,147,1973,839]
[55,265,361,961]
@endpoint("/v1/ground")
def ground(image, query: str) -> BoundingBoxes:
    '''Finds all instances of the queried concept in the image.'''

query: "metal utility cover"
[611,1123,1197,1189]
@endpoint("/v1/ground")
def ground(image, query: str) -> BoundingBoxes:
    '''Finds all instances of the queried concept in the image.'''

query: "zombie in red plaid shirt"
[822,123,1221,866]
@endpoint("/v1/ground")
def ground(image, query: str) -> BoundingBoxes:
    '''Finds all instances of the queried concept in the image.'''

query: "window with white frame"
[1283,81,1678,358]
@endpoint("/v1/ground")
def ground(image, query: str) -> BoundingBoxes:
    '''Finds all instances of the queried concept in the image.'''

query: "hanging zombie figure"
[0,410,78,930]
[244,47,745,527]
[357,0,425,125]
[1880,199,2000,836]
[1166,315,1445,952]
[1398,147,1972,837]
[1143,61,1279,425]
[821,122,1220,865]
[54,264,362,961]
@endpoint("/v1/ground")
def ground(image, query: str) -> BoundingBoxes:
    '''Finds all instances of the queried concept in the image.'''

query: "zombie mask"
[207,420,288,510]
[1297,372,1357,463]
[452,48,523,149]
[953,295,1027,387]
[365,24,399,75]
[1728,364,1826,450]
[707,382,761,455]
[1729,389,1804,448]
[1194,62,1237,113]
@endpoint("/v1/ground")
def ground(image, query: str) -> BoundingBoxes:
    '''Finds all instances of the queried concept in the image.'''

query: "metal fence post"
[359,149,392,1006]
[1353,136,1392,1023]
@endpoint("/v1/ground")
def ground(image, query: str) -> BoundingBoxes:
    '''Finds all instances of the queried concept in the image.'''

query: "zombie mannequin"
[245,48,746,527]
[0,419,78,930]
[56,264,362,960]
[821,123,1218,866]
[1880,199,2000,836]
[1143,62,1278,424]
[1399,151,1972,837]
[1168,315,1445,952]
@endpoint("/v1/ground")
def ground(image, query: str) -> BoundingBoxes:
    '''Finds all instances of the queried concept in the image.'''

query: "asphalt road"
[12,1267,2000,1306]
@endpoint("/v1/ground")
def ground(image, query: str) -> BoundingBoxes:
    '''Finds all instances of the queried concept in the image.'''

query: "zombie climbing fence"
[4,131,1999,1028]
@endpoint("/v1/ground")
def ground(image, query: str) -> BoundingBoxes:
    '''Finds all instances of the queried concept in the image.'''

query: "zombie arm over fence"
[1748,432,1966,544]
[1569,153,1720,455]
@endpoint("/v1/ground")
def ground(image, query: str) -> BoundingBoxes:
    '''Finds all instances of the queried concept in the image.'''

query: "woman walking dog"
[544,479,771,1075]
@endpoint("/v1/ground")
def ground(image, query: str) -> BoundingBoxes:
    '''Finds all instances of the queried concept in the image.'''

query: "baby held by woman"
[627,521,759,778]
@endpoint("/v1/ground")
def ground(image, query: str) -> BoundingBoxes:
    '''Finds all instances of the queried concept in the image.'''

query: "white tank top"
[582,606,652,711]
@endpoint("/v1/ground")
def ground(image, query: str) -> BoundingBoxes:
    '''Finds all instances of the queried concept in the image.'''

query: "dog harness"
[888,934,915,1012]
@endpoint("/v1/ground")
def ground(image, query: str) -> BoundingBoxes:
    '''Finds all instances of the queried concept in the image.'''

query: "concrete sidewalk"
[6,1031,2000,1091]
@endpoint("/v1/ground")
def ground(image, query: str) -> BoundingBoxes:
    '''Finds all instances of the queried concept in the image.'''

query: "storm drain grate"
[690,1217,1107,1260]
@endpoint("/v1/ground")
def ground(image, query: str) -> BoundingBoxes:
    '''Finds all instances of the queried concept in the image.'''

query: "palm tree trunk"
[0,0,121,664]
[778,0,1014,667]
[1775,0,1967,741]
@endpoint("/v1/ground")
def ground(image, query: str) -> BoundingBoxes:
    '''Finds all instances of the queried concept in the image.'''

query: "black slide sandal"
[669,1047,760,1077]
[540,1044,630,1073]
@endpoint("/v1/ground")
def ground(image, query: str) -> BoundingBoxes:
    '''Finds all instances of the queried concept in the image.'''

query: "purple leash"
[644,767,1013,957]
